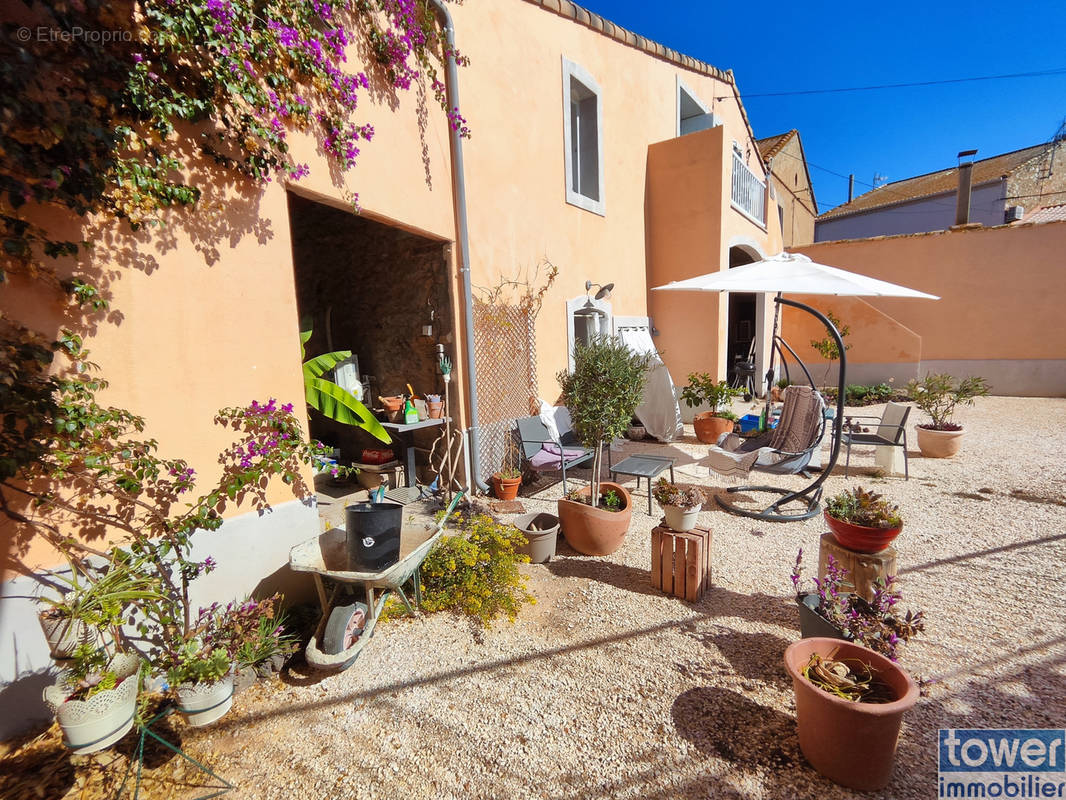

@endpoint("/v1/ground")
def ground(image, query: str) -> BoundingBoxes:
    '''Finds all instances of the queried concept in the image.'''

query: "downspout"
[428,0,488,492]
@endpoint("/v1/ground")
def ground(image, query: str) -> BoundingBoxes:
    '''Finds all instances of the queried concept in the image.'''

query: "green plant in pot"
[491,437,523,501]
[680,373,741,444]
[824,486,903,553]
[36,552,164,661]
[652,478,704,533]
[555,336,651,555]
[905,373,989,458]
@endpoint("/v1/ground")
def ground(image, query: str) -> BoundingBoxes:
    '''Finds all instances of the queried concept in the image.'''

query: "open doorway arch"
[726,245,761,397]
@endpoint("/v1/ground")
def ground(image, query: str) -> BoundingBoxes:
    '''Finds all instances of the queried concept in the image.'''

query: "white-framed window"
[565,295,612,371]
[562,57,605,215]
[676,77,718,137]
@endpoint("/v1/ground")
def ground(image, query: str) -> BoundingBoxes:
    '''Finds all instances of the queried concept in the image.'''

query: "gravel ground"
[22,396,1063,800]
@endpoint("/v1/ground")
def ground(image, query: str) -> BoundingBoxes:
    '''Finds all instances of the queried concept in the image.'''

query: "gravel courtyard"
[7,396,1065,799]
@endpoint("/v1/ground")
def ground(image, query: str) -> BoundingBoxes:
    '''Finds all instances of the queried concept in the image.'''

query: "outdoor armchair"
[842,402,910,480]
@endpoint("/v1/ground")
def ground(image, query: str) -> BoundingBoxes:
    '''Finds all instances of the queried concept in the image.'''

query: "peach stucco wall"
[792,222,1066,361]
[783,296,923,368]
[446,0,777,397]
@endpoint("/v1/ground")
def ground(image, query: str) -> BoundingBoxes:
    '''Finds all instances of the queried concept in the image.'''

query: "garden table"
[609,454,675,515]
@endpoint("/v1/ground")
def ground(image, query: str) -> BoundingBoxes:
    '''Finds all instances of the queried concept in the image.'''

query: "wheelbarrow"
[289,492,462,671]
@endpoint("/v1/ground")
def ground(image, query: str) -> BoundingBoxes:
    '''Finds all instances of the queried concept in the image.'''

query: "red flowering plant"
[791,549,925,662]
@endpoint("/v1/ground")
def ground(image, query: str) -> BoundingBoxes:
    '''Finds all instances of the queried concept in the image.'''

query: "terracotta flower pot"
[824,511,902,554]
[692,412,735,444]
[915,425,965,458]
[557,481,632,556]
[783,638,919,791]
[427,401,444,419]
[492,473,521,501]
[662,504,699,533]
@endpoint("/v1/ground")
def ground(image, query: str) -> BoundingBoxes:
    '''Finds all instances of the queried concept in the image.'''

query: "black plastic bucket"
[345,503,402,571]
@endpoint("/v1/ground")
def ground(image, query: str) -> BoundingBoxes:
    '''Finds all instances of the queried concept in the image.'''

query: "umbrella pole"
[718,297,845,522]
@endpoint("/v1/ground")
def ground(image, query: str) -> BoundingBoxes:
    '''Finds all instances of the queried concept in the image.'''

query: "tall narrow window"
[562,58,605,215]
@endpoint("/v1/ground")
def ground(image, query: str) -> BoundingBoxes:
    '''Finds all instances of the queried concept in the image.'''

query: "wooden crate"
[817,533,897,602]
[650,523,712,601]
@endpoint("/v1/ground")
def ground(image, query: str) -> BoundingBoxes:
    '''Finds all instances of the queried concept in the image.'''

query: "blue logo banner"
[939,729,1066,773]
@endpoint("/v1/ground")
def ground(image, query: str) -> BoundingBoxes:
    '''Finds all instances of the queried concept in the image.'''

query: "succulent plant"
[825,486,902,529]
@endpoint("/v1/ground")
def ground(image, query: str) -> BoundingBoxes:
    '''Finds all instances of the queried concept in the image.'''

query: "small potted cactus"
[652,478,704,533]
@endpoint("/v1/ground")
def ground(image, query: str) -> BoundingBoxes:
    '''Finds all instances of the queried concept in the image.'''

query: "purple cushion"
[529,444,587,470]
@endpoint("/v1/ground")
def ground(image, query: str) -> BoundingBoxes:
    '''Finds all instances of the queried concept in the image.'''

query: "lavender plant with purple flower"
[791,549,925,661]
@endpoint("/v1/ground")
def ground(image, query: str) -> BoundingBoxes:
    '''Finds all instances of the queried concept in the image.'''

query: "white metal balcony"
[731,151,766,226]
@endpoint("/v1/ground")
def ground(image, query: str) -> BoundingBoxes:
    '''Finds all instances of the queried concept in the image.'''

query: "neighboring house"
[0,0,783,734]
[816,139,1066,242]
[756,129,818,246]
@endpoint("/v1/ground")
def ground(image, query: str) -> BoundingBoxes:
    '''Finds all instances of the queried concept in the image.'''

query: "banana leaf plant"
[301,327,390,444]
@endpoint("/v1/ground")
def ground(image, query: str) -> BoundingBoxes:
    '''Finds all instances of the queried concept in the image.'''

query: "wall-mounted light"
[585,279,614,301]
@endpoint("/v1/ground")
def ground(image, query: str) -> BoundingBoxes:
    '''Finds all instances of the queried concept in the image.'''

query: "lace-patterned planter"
[43,653,140,754]
[176,676,234,727]
[38,612,115,660]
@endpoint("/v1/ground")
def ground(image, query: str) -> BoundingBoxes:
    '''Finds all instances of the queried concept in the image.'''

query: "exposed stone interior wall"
[1006,142,1066,217]
[288,193,453,459]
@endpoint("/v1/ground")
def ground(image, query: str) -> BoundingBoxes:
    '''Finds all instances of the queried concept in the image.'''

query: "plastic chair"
[842,402,911,480]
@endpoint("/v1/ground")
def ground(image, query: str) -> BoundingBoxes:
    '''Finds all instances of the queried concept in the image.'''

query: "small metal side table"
[609,454,676,515]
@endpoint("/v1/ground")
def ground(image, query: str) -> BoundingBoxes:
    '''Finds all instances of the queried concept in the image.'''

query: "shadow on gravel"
[700,630,794,686]
[898,530,1066,576]
[672,687,800,770]
[545,557,662,597]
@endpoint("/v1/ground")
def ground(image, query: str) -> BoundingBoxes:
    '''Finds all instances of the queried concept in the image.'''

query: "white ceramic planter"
[176,676,234,727]
[38,612,114,660]
[663,505,700,533]
[44,653,140,754]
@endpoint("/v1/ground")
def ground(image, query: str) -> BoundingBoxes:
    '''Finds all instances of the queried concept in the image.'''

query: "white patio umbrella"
[652,251,939,521]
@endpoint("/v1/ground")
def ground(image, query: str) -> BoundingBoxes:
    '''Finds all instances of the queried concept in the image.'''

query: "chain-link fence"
[473,299,538,480]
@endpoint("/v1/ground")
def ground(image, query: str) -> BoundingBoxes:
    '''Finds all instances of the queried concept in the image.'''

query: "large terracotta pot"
[915,425,965,458]
[692,412,735,444]
[557,481,632,556]
[784,638,919,791]
[824,511,902,554]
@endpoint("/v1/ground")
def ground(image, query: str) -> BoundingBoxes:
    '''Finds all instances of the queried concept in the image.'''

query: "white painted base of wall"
[0,498,319,741]
[799,360,1064,398]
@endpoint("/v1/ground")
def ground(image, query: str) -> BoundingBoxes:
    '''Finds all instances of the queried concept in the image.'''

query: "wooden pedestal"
[651,523,712,601]
[817,533,897,602]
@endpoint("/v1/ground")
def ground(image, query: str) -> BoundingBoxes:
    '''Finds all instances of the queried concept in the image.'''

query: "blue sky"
[575,1,1066,213]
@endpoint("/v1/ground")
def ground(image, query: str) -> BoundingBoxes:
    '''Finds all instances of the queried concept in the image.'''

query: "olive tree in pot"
[556,336,651,555]
[905,373,989,458]
[680,373,741,444]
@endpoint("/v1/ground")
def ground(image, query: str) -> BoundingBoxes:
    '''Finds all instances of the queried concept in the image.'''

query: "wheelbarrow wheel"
[322,602,368,655]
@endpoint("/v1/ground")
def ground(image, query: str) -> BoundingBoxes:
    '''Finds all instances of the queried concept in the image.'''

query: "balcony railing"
[731,151,766,226]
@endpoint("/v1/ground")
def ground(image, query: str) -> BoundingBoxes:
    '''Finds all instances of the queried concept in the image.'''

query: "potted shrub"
[790,549,925,661]
[680,373,741,444]
[43,647,141,754]
[652,478,704,533]
[491,438,523,501]
[167,637,235,728]
[905,373,989,458]
[36,553,163,660]
[823,486,903,553]
[783,638,920,791]
[556,335,650,555]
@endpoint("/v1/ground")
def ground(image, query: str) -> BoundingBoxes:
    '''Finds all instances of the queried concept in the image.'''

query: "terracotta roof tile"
[1021,204,1066,224]
[818,144,1051,220]
[756,130,795,161]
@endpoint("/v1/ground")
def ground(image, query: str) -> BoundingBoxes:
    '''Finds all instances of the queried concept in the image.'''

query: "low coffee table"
[609,454,675,515]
